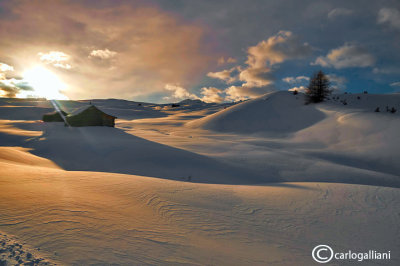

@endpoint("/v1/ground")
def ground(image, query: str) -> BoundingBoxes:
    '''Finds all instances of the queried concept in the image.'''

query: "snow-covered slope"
[328,92,400,112]
[188,91,326,135]
[189,91,400,135]
[24,123,271,184]
[1,93,399,187]
[0,93,399,265]
[182,91,400,187]
[0,149,398,265]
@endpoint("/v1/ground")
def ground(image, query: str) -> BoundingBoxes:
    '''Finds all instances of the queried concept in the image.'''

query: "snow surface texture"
[0,232,56,265]
[0,92,399,265]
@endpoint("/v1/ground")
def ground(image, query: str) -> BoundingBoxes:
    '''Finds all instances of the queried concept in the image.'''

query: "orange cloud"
[223,31,311,101]
[200,87,223,103]
[0,0,214,100]
[164,84,198,101]
[207,67,238,84]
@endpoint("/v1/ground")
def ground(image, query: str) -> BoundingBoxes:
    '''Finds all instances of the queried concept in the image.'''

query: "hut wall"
[66,107,115,127]
[42,111,67,122]
[101,115,115,127]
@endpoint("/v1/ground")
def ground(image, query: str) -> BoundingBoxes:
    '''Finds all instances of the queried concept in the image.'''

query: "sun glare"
[22,66,68,100]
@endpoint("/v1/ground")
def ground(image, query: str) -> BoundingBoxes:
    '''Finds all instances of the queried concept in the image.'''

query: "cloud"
[313,44,375,69]
[239,31,311,88]
[286,74,346,93]
[390,82,400,87]
[207,67,238,83]
[327,8,353,19]
[378,8,400,30]
[0,62,31,97]
[224,83,275,102]
[165,85,225,103]
[373,67,400,74]
[89,49,117,59]
[288,86,307,93]
[218,31,311,100]
[327,74,347,90]
[164,84,198,101]
[282,76,309,83]
[217,57,237,65]
[0,63,14,72]
[0,0,214,100]
[245,31,312,69]
[38,51,71,69]
[327,74,347,85]
[200,87,223,103]
[0,76,33,98]
[1,1,397,100]
[238,67,275,87]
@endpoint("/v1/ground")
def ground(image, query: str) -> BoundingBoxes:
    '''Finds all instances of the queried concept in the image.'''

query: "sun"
[22,66,68,100]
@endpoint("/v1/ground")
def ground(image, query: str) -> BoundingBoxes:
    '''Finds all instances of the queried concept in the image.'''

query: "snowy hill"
[327,92,400,113]
[184,91,400,187]
[188,91,325,135]
[189,91,400,135]
[178,98,205,105]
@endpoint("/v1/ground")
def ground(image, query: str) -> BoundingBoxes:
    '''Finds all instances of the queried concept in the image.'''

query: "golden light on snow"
[22,66,68,100]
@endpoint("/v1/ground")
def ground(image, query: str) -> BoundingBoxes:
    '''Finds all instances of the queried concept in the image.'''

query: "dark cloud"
[156,0,400,96]
[378,7,400,29]
[327,8,353,19]
[0,78,33,98]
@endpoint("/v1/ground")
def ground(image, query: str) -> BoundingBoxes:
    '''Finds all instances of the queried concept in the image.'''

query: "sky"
[0,0,399,103]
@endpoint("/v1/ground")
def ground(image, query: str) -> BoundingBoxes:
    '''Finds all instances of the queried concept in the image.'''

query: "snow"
[0,92,399,265]
[188,91,326,136]
[0,232,55,265]
[25,124,269,184]
[0,152,398,265]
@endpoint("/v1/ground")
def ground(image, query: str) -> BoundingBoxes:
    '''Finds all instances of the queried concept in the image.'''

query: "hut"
[66,105,116,127]
[42,110,68,122]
